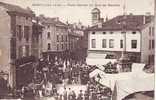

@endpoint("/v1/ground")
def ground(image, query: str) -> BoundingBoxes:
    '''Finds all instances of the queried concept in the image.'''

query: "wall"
[42,24,69,52]
[0,6,11,85]
[141,22,154,64]
[16,15,33,59]
[88,30,141,52]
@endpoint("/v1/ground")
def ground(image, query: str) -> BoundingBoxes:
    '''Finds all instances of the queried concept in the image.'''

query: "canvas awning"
[89,69,105,78]
[89,63,154,100]
[112,74,154,100]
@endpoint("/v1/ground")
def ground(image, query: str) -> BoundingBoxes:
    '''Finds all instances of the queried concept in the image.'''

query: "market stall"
[89,63,154,100]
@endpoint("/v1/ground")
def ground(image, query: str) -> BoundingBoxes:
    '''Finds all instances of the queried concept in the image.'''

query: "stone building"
[0,2,35,88]
[32,19,43,59]
[38,15,69,61]
[87,8,154,65]
[67,22,86,61]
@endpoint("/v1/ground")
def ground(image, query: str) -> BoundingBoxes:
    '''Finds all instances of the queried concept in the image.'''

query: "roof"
[0,2,34,16]
[38,17,68,28]
[87,15,153,31]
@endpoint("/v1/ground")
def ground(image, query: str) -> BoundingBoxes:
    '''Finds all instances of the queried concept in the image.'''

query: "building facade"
[0,2,35,88]
[32,19,43,59]
[87,8,154,65]
[67,22,86,61]
[140,21,155,64]
[39,16,69,61]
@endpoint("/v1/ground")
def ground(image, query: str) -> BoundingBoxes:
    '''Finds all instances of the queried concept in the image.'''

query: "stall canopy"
[112,74,154,100]
[89,63,154,100]
[89,69,105,78]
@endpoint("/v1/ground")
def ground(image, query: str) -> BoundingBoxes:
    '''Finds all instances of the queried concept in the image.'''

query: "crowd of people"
[11,56,115,99]
[16,57,91,98]
[51,80,112,100]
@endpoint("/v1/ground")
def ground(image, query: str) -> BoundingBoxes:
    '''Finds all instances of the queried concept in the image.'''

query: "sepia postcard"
[0,0,155,100]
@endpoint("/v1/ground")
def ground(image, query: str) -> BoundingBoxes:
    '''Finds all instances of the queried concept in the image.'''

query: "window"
[92,32,95,34]
[61,44,64,50]
[48,43,51,50]
[149,40,151,50]
[18,46,22,58]
[131,40,137,49]
[24,26,29,41]
[57,44,59,51]
[103,32,106,34]
[102,39,107,48]
[148,55,151,64]
[110,32,113,34]
[61,35,63,42]
[66,35,68,42]
[148,55,154,64]
[65,44,68,50]
[109,39,114,48]
[47,32,50,38]
[26,17,28,20]
[149,27,151,36]
[16,25,22,40]
[22,46,26,57]
[91,39,96,48]
[152,27,154,36]
[57,35,59,42]
[132,31,136,34]
[47,25,50,29]
[152,40,154,49]
[120,40,123,48]
[26,45,29,56]
[121,31,126,34]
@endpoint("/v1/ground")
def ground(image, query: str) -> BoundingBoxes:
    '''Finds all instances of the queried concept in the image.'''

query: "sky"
[1,0,154,26]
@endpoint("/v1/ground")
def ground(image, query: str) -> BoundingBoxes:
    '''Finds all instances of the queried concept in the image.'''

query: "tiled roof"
[87,15,153,31]
[38,17,67,28]
[0,2,34,16]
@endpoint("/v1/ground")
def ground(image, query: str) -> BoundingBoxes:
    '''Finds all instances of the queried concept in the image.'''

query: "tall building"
[0,2,35,88]
[87,11,154,65]
[32,19,43,59]
[140,21,155,64]
[67,22,86,61]
[38,15,69,61]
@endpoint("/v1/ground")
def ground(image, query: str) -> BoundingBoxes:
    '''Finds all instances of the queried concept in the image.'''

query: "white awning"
[112,74,154,100]
[89,69,105,78]
[89,63,154,100]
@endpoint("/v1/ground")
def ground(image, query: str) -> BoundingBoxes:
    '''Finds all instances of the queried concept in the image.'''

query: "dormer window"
[132,31,136,34]
[92,32,95,34]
